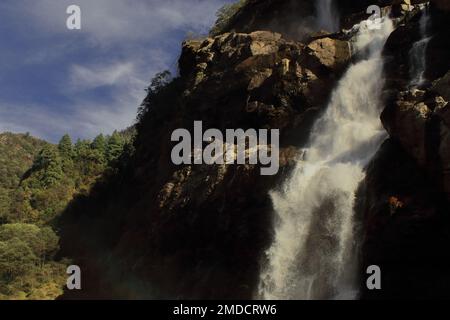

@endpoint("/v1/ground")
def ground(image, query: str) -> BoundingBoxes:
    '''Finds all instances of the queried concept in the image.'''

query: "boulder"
[306,37,352,70]
[431,71,450,102]
[383,94,431,166]
[249,31,282,55]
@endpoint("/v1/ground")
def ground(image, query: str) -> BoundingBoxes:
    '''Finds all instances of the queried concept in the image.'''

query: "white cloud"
[21,0,228,44]
[0,88,141,143]
[69,61,141,91]
[0,0,233,141]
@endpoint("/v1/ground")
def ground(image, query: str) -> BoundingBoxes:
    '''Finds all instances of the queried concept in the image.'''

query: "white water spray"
[316,0,339,32]
[258,18,394,300]
[409,6,431,87]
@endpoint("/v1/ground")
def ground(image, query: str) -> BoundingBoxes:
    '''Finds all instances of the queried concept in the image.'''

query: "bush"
[0,239,38,281]
[210,0,247,36]
[137,70,175,123]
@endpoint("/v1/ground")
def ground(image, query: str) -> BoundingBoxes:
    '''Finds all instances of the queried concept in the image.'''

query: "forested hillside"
[0,130,133,299]
[0,133,48,222]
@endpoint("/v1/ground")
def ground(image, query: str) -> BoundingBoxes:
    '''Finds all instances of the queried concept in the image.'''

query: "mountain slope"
[0,131,133,299]
[0,132,48,222]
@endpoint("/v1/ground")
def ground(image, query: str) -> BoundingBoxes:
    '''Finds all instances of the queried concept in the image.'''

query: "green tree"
[92,134,106,154]
[210,0,247,36]
[8,187,39,223]
[0,189,11,223]
[0,239,38,281]
[36,227,59,263]
[74,139,91,159]
[106,131,125,163]
[138,71,174,122]
[91,134,107,165]
[0,224,59,264]
[0,223,40,246]
[147,70,172,93]
[58,134,74,159]
[31,145,63,188]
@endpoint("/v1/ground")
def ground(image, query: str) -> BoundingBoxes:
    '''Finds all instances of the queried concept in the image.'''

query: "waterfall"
[409,6,431,87]
[258,18,394,300]
[316,0,339,32]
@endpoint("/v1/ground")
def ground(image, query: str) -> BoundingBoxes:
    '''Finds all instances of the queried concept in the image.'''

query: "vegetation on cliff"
[210,0,248,36]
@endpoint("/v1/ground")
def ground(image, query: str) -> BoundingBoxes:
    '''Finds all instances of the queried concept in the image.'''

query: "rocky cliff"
[59,0,450,299]
[360,1,450,298]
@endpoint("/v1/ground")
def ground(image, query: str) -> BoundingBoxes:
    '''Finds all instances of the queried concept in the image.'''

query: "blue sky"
[0,0,232,142]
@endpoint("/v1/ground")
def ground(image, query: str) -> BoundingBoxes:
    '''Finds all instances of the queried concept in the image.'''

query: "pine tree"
[74,139,91,159]
[92,134,106,154]
[58,134,73,159]
[32,145,63,188]
[91,134,107,164]
[106,131,124,163]
[210,0,247,36]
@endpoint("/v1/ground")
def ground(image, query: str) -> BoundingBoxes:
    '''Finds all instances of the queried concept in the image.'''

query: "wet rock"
[383,92,431,166]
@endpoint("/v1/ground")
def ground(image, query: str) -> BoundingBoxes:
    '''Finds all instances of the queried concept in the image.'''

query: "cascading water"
[316,0,339,33]
[409,5,431,87]
[258,18,394,300]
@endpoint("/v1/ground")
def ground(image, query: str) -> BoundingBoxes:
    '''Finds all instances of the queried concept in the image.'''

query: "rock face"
[381,79,450,197]
[360,3,450,298]
[359,139,450,299]
[382,4,450,200]
[179,30,352,146]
